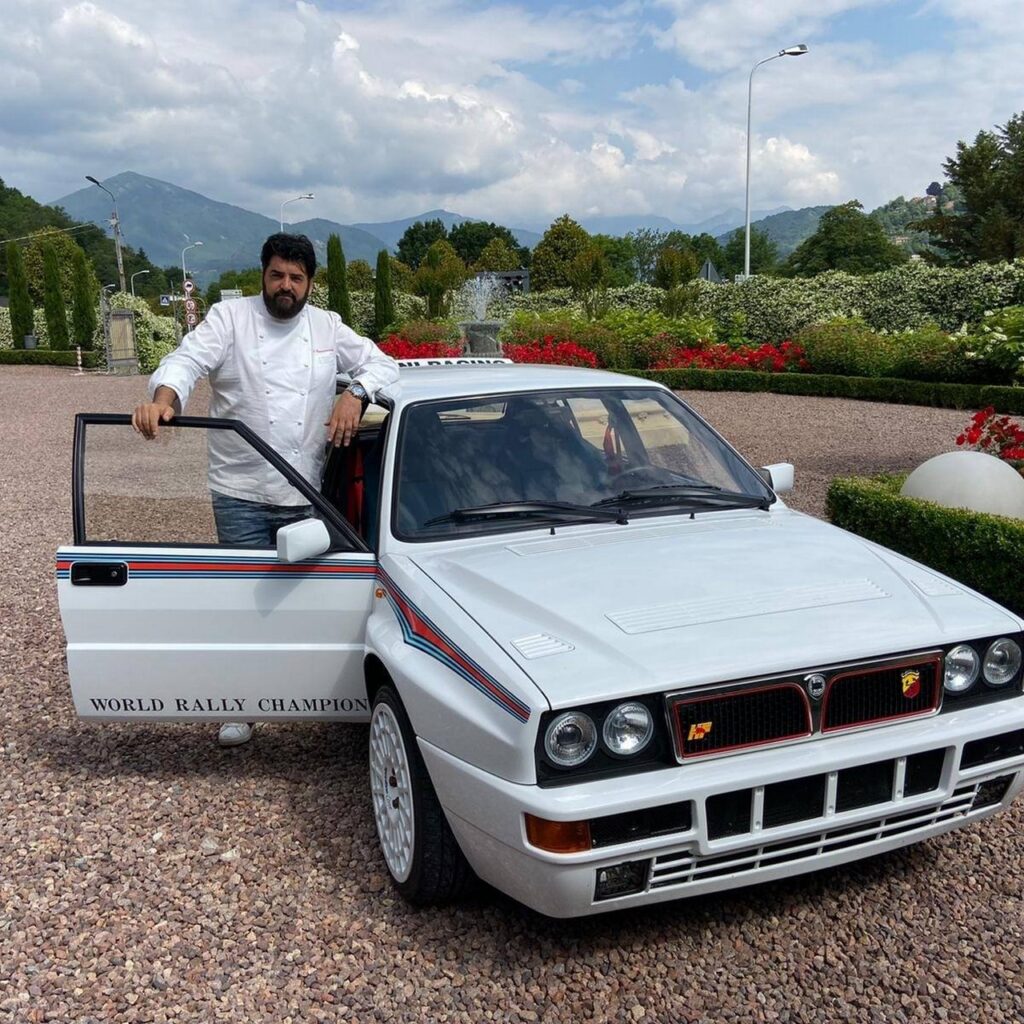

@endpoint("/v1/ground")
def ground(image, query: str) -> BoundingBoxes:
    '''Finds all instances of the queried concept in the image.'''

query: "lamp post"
[181,241,203,286]
[279,193,315,231]
[743,44,808,279]
[130,269,150,298]
[86,175,127,293]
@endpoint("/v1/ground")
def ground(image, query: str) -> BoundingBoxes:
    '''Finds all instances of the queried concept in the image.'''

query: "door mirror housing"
[277,518,332,562]
[761,463,795,494]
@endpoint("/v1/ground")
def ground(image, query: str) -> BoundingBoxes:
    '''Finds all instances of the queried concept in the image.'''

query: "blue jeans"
[211,492,313,547]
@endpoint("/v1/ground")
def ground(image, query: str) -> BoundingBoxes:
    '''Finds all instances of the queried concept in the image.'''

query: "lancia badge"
[805,673,827,701]
[901,669,921,699]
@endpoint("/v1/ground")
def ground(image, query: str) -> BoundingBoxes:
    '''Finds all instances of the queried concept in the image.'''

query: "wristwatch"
[347,382,369,405]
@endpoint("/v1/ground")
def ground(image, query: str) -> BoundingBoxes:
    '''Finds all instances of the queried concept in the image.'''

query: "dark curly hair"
[260,233,317,279]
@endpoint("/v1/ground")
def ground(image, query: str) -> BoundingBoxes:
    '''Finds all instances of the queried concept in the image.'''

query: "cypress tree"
[71,246,98,350]
[373,249,395,340]
[326,233,352,325]
[6,242,33,349]
[41,242,70,350]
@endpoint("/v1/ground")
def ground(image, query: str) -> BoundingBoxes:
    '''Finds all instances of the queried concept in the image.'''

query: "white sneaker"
[218,722,254,747]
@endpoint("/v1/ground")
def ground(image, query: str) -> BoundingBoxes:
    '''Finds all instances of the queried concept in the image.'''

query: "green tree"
[374,249,396,339]
[689,233,726,272]
[6,242,33,348]
[783,200,908,277]
[475,237,519,272]
[530,214,590,291]
[204,267,262,305]
[413,240,466,318]
[41,242,69,349]
[720,227,779,278]
[624,228,665,283]
[397,219,448,270]
[916,112,1024,264]
[566,244,610,320]
[326,233,352,325]
[653,246,699,289]
[590,234,637,287]
[70,246,98,349]
[347,260,374,290]
[448,221,528,268]
[23,229,81,304]
[389,257,414,294]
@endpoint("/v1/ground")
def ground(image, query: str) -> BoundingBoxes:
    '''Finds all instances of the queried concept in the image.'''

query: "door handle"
[70,562,128,586]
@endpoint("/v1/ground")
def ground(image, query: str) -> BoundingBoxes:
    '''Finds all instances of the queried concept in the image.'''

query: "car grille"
[671,684,811,758]
[669,652,942,761]
[649,779,1005,891]
[823,655,941,731]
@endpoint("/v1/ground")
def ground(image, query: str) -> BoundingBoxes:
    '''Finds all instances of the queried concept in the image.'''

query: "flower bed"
[377,336,462,359]
[503,338,599,367]
[653,341,808,373]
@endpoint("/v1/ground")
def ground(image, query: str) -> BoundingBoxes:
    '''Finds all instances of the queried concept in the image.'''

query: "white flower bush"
[308,285,426,337]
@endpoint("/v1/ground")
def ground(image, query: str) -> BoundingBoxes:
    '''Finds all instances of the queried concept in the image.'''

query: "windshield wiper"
[424,500,626,527]
[592,484,771,512]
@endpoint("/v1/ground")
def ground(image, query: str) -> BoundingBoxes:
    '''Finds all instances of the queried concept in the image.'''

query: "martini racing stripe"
[378,569,531,724]
[55,551,377,580]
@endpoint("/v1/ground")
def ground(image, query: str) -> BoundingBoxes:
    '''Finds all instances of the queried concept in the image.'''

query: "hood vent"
[609,579,890,635]
[511,633,576,659]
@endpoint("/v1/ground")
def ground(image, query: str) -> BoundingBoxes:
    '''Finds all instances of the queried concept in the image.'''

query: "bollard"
[74,346,85,376]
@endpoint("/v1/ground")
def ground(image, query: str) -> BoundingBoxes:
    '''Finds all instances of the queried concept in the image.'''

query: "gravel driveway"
[1,366,1021,1024]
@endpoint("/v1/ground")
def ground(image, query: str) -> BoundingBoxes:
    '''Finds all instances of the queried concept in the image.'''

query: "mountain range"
[52,171,813,282]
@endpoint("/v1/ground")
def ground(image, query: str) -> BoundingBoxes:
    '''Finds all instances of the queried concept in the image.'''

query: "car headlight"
[983,638,1022,687]
[544,712,597,767]
[944,644,980,692]
[602,702,654,756]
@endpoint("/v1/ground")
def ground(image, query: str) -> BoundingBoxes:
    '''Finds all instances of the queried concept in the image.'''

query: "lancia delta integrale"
[57,363,1024,917]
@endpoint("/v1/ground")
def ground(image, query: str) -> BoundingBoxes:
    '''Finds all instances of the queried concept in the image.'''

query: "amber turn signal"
[524,814,591,853]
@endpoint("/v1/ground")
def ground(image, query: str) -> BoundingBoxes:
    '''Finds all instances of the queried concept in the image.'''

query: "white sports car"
[57,361,1024,917]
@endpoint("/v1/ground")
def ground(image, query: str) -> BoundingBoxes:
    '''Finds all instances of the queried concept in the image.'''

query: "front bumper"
[420,698,1024,917]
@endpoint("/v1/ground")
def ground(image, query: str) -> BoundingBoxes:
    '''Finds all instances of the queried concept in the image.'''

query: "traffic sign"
[186,313,198,325]
[183,279,195,294]
[159,294,172,307]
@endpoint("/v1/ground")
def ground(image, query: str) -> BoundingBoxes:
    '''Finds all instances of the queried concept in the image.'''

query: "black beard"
[262,285,309,320]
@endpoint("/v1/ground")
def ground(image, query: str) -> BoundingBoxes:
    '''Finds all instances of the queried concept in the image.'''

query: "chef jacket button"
[266,389,271,394]
[301,390,306,396]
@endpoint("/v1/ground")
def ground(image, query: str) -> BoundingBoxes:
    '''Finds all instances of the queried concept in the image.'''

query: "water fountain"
[458,274,504,355]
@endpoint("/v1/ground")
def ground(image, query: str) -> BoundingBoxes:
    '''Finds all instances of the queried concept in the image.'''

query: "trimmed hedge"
[627,367,1024,415]
[0,349,104,368]
[826,474,1024,618]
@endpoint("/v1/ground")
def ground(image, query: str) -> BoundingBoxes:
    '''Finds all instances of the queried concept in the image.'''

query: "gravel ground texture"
[1,366,1022,1024]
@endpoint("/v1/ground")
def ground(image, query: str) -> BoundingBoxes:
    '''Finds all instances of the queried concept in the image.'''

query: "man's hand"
[325,390,364,448]
[132,400,177,439]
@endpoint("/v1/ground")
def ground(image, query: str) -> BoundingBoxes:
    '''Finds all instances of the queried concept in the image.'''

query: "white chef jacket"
[149,295,399,506]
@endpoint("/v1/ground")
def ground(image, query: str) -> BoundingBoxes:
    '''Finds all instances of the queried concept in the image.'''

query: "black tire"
[369,685,471,905]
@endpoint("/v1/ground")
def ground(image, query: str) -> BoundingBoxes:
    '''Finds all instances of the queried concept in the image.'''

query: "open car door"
[56,414,378,721]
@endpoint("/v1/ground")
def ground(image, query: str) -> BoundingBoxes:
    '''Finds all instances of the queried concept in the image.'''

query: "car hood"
[410,509,1021,709]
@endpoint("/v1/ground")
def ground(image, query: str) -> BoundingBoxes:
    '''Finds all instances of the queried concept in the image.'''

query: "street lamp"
[181,241,204,285]
[279,193,315,232]
[130,269,150,298]
[86,175,127,292]
[743,44,808,279]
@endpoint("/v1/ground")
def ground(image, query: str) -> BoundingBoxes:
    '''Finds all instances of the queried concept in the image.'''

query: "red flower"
[955,408,1024,466]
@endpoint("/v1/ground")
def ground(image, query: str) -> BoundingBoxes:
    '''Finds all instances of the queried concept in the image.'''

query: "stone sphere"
[901,451,1024,519]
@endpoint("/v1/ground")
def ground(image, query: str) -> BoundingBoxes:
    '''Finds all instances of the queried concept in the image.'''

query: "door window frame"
[72,412,368,552]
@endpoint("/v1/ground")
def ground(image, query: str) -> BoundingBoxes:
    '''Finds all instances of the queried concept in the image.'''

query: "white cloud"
[0,0,1020,232]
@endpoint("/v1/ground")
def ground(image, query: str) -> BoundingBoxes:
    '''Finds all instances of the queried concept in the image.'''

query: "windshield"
[393,387,773,539]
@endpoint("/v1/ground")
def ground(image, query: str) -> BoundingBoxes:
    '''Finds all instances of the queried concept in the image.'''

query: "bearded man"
[131,232,399,746]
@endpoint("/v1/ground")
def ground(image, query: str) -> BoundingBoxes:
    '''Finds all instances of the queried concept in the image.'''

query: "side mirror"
[277,518,331,563]
[761,462,795,495]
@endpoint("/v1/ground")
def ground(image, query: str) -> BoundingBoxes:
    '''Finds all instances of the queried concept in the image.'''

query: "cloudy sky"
[2,0,1021,229]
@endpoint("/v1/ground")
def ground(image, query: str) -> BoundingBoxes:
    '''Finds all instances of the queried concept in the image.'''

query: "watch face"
[350,384,368,400]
